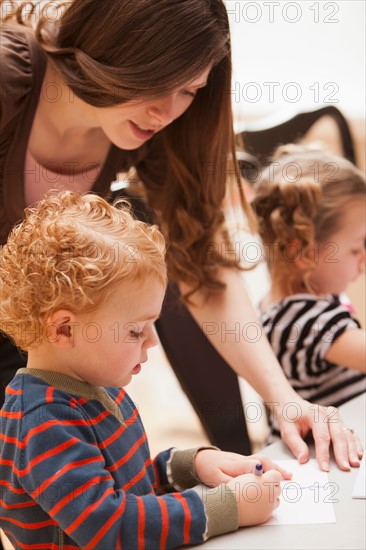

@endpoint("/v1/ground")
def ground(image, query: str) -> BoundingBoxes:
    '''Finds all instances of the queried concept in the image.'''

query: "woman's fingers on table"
[354,434,364,460]
[278,421,311,466]
[312,406,362,471]
[330,421,363,469]
[280,402,362,472]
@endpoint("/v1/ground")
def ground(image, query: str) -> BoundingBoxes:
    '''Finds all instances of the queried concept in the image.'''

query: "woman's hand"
[183,268,364,473]
[275,398,364,471]
[194,449,292,486]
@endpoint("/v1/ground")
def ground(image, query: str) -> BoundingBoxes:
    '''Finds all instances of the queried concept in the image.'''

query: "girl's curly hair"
[0,191,167,349]
[252,144,366,295]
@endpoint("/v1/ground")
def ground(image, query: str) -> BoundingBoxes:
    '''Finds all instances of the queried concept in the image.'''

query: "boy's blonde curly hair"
[0,191,167,350]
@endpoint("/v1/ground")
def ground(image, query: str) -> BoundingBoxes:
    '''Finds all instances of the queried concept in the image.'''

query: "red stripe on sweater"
[1,412,109,449]
[17,438,78,476]
[107,432,147,472]
[1,531,62,550]
[158,497,169,549]
[2,533,79,550]
[88,494,127,547]
[48,474,111,516]
[0,410,22,419]
[136,496,145,549]
[98,422,125,449]
[0,432,24,447]
[125,407,139,426]
[70,397,78,409]
[173,493,192,544]
[0,481,26,494]
[152,460,160,490]
[0,498,36,510]
[1,439,79,477]
[121,458,150,491]
[30,455,104,499]
[46,387,54,403]
[66,486,114,534]
[5,387,23,395]
[0,515,57,529]
[115,388,126,405]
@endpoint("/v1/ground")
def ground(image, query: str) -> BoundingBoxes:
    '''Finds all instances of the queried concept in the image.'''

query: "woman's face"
[96,68,210,150]
[94,68,211,150]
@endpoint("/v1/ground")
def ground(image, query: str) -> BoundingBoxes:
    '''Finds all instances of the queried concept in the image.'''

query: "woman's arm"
[180,267,363,471]
[325,329,366,373]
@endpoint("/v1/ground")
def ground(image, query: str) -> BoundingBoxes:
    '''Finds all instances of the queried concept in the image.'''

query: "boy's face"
[310,201,366,295]
[66,279,165,387]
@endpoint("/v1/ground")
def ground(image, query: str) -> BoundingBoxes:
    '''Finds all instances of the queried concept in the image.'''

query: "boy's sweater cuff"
[193,483,239,539]
[169,447,219,490]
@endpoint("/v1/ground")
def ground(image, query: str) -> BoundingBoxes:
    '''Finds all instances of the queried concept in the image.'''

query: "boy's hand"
[227,470,282,526]
[194,450,292,486]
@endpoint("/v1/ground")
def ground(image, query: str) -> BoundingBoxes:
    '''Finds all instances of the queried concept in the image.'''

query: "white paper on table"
[352,454,366,498]
[264,459,336,525]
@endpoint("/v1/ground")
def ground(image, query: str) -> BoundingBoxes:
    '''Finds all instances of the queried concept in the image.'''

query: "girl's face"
[94,68,211,150]
[309,200,366,295]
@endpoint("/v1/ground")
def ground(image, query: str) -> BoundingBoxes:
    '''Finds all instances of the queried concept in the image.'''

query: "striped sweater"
[261,294,366,409]
[0,369,238,549]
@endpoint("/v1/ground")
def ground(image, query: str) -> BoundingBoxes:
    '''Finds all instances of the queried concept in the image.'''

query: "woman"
[0,0,361,471]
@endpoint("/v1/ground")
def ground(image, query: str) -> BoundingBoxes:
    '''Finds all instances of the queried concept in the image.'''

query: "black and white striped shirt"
[261,294,366,408]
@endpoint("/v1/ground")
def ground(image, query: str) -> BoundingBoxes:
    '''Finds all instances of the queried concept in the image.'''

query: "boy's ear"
[45,310,77,348]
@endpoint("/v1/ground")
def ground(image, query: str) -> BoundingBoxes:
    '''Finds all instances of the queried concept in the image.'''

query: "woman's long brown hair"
[1,0,253,298]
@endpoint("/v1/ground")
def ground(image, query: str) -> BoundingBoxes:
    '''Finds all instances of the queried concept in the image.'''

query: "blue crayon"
[255,463,263,476]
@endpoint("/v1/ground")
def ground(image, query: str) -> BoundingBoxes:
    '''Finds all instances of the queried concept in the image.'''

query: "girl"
[253,145,366,424]
[0,0,360,470]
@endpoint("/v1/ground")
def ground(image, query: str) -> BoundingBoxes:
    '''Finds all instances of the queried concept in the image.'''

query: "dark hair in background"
[1,0,253,297]
[252,144,366,294]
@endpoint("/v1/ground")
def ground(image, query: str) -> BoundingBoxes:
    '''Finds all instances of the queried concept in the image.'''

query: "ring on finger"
[343,427,355,435]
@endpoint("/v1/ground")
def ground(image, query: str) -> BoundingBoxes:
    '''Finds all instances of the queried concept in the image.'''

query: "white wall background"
[228,0,365,127]
[3,1,364,124]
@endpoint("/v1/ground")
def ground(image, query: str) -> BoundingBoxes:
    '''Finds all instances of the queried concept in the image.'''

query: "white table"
[192,393,366,550]
[1,395,364,550]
